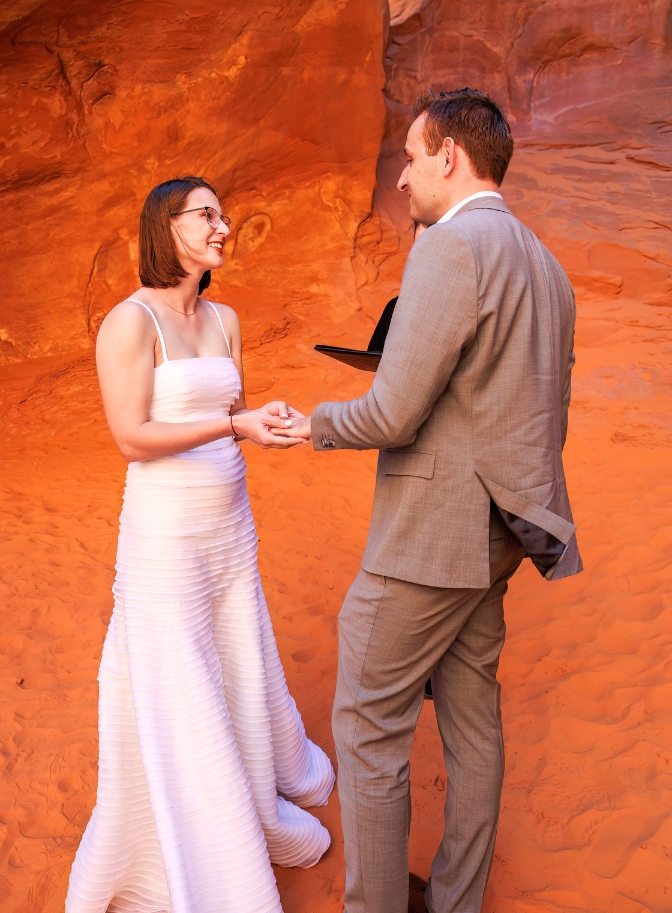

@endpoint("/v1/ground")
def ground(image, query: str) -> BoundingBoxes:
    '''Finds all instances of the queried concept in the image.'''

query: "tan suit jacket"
[312,197,582,589]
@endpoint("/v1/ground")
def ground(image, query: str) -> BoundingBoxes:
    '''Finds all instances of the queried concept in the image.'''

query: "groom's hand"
[270,414,312,442]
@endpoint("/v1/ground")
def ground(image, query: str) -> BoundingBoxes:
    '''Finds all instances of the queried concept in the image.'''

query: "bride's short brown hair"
[139,176,219,294]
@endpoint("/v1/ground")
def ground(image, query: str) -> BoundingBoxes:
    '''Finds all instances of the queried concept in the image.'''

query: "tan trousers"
[333,512,525,913]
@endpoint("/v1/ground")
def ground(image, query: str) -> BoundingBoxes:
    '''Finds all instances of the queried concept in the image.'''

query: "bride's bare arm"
[212,303,310,438]
[96,302,297,462]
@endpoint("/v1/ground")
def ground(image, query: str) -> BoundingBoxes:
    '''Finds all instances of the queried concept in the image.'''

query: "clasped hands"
[231,401,312,449]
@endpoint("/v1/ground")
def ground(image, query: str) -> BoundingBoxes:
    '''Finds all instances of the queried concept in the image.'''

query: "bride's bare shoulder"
[204,300,241,341]
[204,299,239,322]
[97,295,156,347]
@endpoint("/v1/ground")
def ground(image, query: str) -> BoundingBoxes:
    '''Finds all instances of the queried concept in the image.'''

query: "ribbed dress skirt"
[65,357,334,913]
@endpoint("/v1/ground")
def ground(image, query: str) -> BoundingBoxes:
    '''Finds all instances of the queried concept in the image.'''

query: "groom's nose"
[397,167,409,192]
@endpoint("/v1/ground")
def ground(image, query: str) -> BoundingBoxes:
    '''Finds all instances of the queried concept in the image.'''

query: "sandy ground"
[0,282,671,913]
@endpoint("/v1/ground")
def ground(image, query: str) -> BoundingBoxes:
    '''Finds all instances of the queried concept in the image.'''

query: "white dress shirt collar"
[437,191,503,224]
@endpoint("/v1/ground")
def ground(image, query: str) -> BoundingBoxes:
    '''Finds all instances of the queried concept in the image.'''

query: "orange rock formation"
[1,1,671,912]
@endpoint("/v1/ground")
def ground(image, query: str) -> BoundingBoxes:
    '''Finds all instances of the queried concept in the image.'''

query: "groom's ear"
[442,137,456,175]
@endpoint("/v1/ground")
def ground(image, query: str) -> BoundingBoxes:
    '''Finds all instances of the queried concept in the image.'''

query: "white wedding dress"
[66,300,335,913]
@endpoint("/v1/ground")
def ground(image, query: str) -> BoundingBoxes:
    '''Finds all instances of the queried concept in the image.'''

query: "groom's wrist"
[311,403,337,451]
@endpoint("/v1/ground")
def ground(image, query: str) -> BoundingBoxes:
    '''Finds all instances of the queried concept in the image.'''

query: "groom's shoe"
[408,873,428,913]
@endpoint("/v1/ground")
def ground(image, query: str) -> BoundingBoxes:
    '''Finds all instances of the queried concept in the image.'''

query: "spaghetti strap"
[206,300,232,357]
[126,298,169,363]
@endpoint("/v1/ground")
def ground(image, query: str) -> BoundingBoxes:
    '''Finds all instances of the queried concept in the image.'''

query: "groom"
[283,88,582,913]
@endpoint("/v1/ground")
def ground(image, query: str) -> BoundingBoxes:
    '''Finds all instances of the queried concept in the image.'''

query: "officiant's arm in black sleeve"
[366,296,398,353]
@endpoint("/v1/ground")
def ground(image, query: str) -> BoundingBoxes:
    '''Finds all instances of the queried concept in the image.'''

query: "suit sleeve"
[311,225,478,451]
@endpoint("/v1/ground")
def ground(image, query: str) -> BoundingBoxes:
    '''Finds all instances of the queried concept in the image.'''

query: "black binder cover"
[313,346,381,372]
[315,296,398,373]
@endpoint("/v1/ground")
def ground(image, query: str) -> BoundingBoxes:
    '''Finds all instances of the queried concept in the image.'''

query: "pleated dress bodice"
[147,356,240,448]
[122,343,246,542]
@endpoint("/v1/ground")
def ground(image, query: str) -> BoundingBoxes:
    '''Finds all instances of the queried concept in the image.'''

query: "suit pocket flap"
[380,450,435,480]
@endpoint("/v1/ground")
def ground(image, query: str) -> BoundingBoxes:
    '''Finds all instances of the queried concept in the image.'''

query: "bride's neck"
[150,276,201,315]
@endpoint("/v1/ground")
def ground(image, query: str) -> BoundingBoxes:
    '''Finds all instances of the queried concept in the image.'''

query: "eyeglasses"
[170,206,232,230]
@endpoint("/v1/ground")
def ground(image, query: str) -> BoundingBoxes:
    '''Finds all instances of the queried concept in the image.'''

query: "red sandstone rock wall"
[0,0,386,362]
[358,0,672,316]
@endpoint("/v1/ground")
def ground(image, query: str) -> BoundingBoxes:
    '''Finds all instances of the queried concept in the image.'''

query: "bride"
[65,176,334,913]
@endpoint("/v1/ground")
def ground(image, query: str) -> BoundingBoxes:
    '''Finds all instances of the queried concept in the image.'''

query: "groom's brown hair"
[413,88,513,186]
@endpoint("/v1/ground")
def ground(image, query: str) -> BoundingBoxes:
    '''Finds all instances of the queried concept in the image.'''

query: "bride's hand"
[230,409,304,449]
[259,400,305,421]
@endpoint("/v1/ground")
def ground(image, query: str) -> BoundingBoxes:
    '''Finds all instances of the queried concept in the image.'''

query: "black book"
[315,297,398,372]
